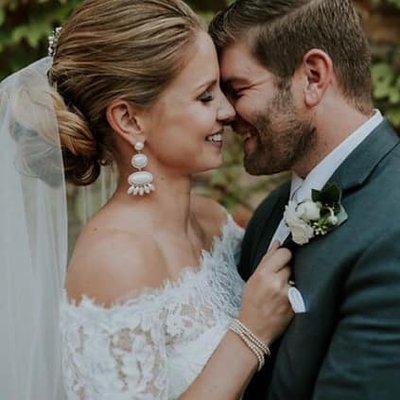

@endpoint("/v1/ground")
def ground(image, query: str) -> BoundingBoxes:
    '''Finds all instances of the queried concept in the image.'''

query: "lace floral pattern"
[60,214,245,399]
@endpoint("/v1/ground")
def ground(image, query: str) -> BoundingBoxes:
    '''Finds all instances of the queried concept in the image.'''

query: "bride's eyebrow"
[195,79,218,92]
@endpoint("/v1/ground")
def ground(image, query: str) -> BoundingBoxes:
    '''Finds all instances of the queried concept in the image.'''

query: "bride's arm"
[180,331,259,399]
[179,246,293,400]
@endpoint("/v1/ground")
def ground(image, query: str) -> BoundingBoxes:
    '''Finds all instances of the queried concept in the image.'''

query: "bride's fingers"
[269,241,281,253]
[269,248,292,273]
[276,264,291,282]
[256,247,292,274]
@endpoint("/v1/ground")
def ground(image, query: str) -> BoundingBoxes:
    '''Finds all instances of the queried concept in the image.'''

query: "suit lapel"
[327,119,399,193]
[250,185,291,274]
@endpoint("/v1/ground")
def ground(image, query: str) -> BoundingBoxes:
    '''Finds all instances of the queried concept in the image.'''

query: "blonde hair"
[48,0,203,186]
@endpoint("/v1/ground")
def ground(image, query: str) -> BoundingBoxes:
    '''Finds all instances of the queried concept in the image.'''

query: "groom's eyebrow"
[222,77,251,87]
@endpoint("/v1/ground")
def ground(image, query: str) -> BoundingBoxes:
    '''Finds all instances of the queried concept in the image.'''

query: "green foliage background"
[1,0,399,224]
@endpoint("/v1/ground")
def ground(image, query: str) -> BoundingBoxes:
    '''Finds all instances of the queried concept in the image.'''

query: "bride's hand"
[178,243,294,400]
[238,242,294,344]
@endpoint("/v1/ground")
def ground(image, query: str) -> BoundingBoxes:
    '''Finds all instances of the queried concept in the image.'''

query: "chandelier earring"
[127,141,155,196]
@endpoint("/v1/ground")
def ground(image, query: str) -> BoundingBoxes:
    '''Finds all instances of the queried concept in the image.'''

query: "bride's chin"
[193,156,224,174]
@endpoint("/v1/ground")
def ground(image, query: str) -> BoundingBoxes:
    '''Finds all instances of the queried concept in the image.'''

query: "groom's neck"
[292,102,374,179]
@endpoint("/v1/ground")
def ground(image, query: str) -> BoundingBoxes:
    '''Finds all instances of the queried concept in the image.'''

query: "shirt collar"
[290,109,384,202]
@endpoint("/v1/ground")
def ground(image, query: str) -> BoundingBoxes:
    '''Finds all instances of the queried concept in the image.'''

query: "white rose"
[284,201,300,225]
[284,201,315,245]
[327,214,338,225]
[296,200,321,222]
[289,219,315,245]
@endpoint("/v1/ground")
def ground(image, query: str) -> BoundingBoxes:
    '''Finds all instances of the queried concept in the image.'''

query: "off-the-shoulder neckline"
[62,213,244,312]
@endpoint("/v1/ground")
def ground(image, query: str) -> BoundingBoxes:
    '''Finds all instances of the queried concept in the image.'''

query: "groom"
[210,1,400,399]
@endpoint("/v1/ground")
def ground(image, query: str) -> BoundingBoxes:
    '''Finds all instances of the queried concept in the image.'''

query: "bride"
[0,0,294,399]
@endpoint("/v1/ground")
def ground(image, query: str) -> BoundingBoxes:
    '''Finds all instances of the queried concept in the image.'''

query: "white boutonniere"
[283,183,348,246]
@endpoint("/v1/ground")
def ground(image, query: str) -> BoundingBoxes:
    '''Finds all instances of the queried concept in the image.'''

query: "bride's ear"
[106,99,147,146]
[301,49,333,108]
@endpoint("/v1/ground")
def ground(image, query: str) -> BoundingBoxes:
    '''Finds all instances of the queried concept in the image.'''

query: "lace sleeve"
[61,292,168,400]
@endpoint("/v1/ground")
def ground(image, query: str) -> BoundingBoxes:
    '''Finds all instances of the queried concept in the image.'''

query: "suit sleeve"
[312,229,400,400]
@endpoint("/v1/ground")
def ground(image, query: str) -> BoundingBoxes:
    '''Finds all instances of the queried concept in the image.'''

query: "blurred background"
[1,0,399,232]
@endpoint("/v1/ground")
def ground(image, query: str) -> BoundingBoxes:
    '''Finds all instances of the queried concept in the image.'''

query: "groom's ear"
[301,49,333,108]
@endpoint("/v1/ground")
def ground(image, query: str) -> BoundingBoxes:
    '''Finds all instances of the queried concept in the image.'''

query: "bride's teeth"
[206,133,223,142]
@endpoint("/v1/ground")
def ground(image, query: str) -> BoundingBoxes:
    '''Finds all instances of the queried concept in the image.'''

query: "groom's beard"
[240,90,316,176]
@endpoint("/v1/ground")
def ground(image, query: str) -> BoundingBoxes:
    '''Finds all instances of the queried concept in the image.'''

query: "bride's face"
[145,31,235,175]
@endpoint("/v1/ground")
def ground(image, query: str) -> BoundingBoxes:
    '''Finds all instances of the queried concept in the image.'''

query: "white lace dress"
[60,214,245,400]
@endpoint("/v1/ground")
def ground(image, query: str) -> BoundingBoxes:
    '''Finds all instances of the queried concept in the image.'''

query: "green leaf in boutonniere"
[284,183,348,245]
[312,183,342,212]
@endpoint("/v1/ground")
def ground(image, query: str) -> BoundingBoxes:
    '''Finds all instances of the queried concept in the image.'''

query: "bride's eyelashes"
[198,88,214,103]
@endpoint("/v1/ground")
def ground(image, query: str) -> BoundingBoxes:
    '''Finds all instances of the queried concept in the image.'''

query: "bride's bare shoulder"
[66,196,228,308]
[66,223,168,308]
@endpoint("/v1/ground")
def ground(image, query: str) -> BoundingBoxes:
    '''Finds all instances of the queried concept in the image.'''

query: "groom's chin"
[244,155,285,176]
[243,158,267,176]
[245,166,273,176]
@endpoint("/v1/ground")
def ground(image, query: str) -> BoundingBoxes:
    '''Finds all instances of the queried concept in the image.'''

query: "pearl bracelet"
[229,319,271,371]
[230,323,265,371]
[234,319,271,357]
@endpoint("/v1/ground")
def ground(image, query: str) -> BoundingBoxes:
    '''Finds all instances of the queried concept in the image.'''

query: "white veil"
[0,56,67,399]
[0,57,117,399]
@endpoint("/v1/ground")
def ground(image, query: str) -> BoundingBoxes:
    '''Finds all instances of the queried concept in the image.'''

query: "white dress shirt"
[268,110,384,250]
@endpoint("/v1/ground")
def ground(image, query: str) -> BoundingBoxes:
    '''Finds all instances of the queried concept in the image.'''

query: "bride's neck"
[112,163,196,234]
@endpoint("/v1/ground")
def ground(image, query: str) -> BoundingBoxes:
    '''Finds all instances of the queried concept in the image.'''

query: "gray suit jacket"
[240,120,400,400]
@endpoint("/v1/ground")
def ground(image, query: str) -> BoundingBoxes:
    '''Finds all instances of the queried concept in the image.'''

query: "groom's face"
[219,41,315,175]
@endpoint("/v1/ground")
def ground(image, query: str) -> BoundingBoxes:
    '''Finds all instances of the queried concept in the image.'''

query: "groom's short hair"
[209,0,373,113]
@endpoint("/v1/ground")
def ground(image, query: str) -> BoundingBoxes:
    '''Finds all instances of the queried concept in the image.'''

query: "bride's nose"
[217,90,236,124]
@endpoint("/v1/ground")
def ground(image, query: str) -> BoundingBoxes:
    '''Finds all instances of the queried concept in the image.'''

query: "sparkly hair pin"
[48,26,62,57]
